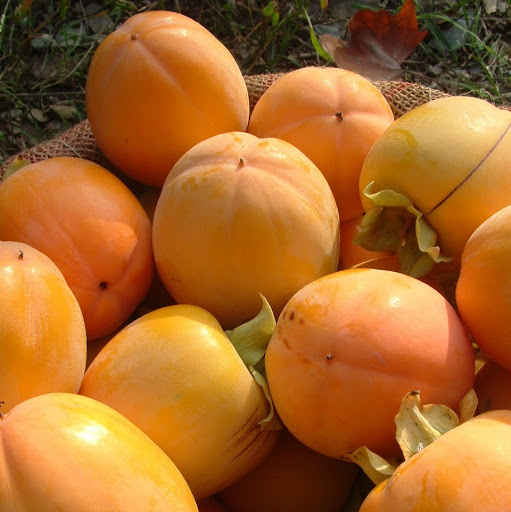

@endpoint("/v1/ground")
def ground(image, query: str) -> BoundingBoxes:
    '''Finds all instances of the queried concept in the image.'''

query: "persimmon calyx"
[353,181,451,278]
[343,446,397,486]
[395,390,459,461]
[225,294,281,431]
[249,366,282,430]
[345,389,477,485]
[225,293,276,368]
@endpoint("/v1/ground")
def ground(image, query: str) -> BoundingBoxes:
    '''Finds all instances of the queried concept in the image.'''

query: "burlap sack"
[0,74,503,182]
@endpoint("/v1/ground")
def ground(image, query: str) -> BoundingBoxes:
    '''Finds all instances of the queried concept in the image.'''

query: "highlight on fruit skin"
[0,392,199,512]
[80,303,280,500]
[355,95,511,277]
[456,204,511,371]
[0,156,155,340]
[86,10,250,187]
[152,130,340,330]
[0,241,87,413]
[265,268,475,460]
[248,66,395,223]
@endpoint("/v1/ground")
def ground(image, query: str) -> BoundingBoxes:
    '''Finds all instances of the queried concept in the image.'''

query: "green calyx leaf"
[225,293,276,368]
[226,294,281,430]
[353,182,451,278]
[343,446,397,486]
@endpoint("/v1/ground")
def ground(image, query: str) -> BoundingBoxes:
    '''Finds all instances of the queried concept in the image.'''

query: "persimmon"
[152,131,340,329]
[79,304,279,499]
[456,205,511,370]
[0,241,86,412]
[86,10,249,187]
[338,214,391,269]
[359,409,511,511]
[218,428,358,512]
[0,392,198,511]
[265,268,475,459]
[0,156,154,340]
[356,95,511,276]
[248,66,394,222]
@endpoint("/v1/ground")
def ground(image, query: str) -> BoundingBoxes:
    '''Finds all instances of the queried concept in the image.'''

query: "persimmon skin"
[359,96,511,264]
[0,156,154,340]
[248,66,394,222]
[456,205,511,370]
[0,393,198,512]
[218,428,358,512]
[265,268,475,459]
[80,304,279,499]
[152,131,340,329]
[0,241,87,412]
[360,410,511,512]
[86,10,249,187]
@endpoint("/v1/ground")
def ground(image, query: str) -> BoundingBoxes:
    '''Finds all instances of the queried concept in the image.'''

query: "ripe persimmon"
[80,304,279,499]
[248,66,394,222]
[357,96,511,275]
[152,131,339,329]
[456,204,511,370]
[86,10,249,187]
[0,241,86,412]
[0,392,198,511]
[265,268,475,459]
[0,156,154,340]
[359,409,511,511]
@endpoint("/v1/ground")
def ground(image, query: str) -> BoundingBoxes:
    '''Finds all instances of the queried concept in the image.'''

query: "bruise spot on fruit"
[282,311,287,320]
[426,120,511,215]
[299,318,305,325]
[289,311,295,321]
[99,281,108,290]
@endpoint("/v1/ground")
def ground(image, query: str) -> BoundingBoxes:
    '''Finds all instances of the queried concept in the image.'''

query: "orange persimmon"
[357,96,511,274]
[0,241,86,412]
[0,156,154,340]
[0,392,198,511]
[248,66,394,222]
[86,10,249,187]
[456,204,511,370]
[80,304,279,499]
[152,131,340,329]
[359,409,511,511]
[265,268,475,459]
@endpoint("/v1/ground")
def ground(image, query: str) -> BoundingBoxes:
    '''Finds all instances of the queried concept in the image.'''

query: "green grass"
[1,0,509,165]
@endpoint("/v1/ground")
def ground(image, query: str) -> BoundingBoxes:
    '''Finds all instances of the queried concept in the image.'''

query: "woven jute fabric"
[0,73,506,182]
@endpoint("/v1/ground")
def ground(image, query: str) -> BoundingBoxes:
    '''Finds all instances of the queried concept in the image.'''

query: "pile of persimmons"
[2,10,511,512]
